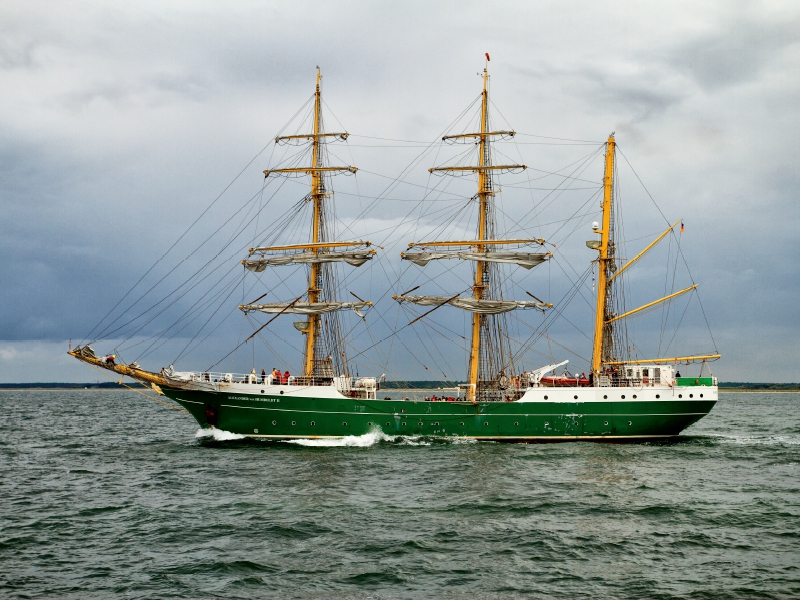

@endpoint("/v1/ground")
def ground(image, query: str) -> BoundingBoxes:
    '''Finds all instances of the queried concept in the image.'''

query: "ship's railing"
[175,371,317,386]
[524,375,674,388]
[606,375,718,388]
[169,371,385,394]
[598,375,679,387]
[595,376,664,388]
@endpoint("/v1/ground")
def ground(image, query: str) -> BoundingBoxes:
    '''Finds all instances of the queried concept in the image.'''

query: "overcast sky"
[1,1,798,383]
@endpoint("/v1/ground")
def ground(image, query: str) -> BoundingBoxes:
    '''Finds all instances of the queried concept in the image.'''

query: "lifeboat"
[540,375,591,387]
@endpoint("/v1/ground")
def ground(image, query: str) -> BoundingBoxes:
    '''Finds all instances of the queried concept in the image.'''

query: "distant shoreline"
[1,383,799,392]
[718,389,800,393]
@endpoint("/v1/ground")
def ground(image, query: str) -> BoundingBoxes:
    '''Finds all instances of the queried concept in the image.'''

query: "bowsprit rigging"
[70,57,721,442]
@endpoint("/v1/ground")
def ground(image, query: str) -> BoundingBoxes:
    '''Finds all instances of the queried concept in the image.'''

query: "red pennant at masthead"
[485,52,490,61]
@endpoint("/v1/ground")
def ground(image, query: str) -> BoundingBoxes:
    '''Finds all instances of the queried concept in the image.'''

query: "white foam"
[195,428,247,441]
[286,427,394,447]
[706,433,800,446]
[394,435,431,446]
[284,427,478,447]
[196,426,477,446]
[449,436,478,444]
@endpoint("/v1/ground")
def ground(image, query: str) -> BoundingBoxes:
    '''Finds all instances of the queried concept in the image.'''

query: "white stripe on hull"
[236,433,681,440]
[214,403,710,417]
[175,386,717,404]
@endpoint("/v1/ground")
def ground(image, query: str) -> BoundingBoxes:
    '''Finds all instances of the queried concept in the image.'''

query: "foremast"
[306,68,326,377]
[240,68,372,379]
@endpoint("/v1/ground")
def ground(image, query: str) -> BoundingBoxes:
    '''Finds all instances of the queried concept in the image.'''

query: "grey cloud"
[0,36,38,70]
[668,15,800,90]
[513,61,686,124]
[585,78,685,123]
[58,71,212,111]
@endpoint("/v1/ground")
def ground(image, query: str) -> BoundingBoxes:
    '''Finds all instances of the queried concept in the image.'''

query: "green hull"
[164,387,716,442]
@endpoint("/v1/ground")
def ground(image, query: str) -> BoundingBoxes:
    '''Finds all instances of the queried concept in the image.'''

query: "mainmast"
[395,58,550,402]
[467,65,492,402]
[306,69,324,377]
[591,134,616,377]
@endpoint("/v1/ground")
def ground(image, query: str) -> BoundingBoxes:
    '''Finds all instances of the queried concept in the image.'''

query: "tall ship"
[71,61,720,441]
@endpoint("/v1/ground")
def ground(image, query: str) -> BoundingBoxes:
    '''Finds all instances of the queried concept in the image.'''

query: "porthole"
[367,422,372,426]
[280,390,284,395]
[628,421,632,425]
[633,394,637,399]
[311,421,315,426]
[603,395,608,399]
[621,395,625,399]
[460,422,465,426]
[402,422,406,426]
[342,421,347,426]
[272,420,276,425]
[678,394,682,398]
[434,422,439,426]
[544,395,548,400]
[656,394,660,399]
[574,395,578,399]
[254,428,259,433]
[544,421,549,426]
[604,421,608,426]
[700,394,704,398]
[689,394,694,398]
[418,422,423,426]
[484,422,489,426]
[386,422,391,426]
[514,422,519,426]
[291,421,296,426]
[260,390,265,394]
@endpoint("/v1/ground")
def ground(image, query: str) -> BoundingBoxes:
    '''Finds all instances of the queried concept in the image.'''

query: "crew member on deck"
[261,369,266,383]
[283,370,290,385]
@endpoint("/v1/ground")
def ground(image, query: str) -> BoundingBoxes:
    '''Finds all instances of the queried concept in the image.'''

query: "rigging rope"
[87,364,189,414]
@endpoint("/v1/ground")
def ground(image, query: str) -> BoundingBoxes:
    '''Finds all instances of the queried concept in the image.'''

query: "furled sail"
[240,301,371,317]
[244,251,374,272]
[394,295,549,314]
[401,251,549,269]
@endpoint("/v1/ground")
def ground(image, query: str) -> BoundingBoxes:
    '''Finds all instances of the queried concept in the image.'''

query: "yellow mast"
[410,58,526,401]
[304,68,324,377]
[262,69,357,378]
[466,64,491,402]
[591,134,616,377]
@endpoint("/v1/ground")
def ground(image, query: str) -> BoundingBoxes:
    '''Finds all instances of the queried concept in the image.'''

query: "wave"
[706,434,800,446]
[286,428,400,447]
[194,426,480,447]
[195,428,246,441]
[284,427,477,447]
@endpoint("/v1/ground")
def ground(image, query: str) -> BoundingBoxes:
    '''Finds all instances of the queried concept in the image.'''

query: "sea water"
[1,390,798,599]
